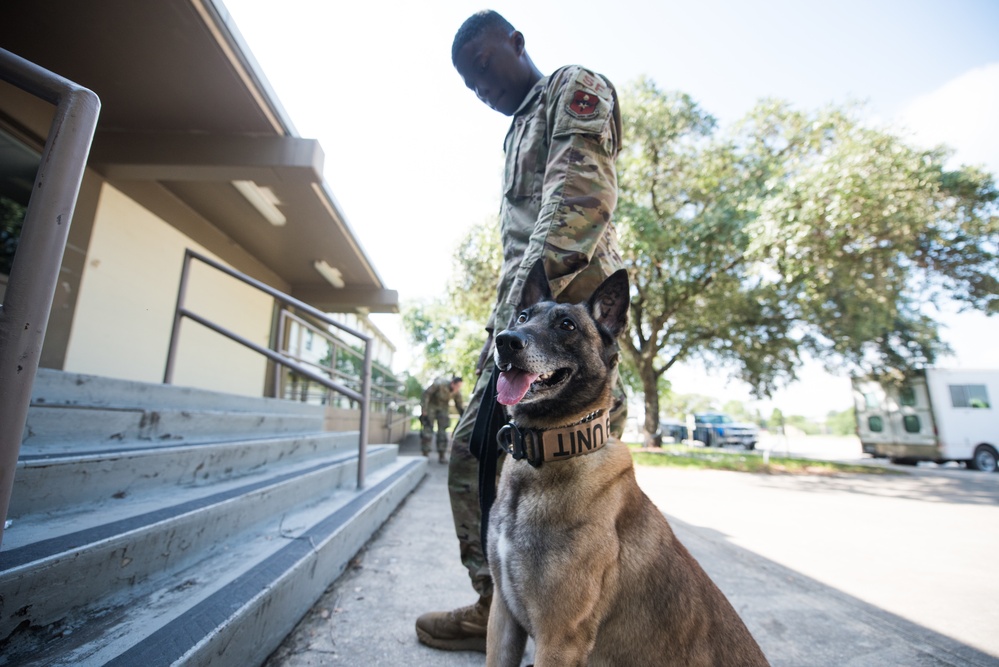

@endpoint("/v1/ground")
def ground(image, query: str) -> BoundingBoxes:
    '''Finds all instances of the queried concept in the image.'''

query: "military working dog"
[486,262,769,666]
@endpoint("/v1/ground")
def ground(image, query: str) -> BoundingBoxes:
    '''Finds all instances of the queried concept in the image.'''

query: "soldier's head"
[450,376,463,392]
[452,10,542,116]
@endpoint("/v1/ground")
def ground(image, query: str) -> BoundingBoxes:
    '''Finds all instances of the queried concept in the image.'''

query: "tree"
[826,407,856,436]
[401,218,502,384]
[660,392,714,420]
[616,78,999,444]
[769,408,785,434]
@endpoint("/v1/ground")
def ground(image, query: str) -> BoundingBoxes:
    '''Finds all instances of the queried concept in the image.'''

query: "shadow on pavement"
[749,469,999,506]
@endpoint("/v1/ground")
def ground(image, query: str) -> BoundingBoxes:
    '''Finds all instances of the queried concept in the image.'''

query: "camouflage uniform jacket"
[421,377,464,413]
[488,65,625,332]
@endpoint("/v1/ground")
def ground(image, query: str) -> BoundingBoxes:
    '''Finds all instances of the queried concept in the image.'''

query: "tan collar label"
[537,413,610,462]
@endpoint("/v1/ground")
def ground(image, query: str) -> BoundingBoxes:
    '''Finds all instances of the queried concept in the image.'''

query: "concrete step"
[10,431,362,518]
[1,369,426,666]
[30,368,324,416]
[21,403,328,453]
[0,456,426,666]
[24,368,327,450]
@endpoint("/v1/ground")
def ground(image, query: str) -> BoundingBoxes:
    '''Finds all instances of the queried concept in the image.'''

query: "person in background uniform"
[415,9,626,653]
[420,376,465,463]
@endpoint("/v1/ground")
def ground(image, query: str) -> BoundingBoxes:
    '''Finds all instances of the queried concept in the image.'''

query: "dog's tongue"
[496,368,541,406]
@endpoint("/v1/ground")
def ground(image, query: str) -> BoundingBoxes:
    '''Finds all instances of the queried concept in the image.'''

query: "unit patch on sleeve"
[568,90,599,117]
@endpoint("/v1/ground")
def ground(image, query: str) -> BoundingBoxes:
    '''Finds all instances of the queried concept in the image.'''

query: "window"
[949,384,991,409]
[868,416,883,432]
[899,385,916,407]
[864,393,880,409]
[903,415,921,433]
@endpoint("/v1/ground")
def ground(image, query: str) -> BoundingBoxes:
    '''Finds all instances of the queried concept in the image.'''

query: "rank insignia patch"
[569,90,599,116]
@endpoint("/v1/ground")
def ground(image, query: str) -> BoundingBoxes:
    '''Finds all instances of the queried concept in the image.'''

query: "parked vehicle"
[658,418,689,444]
[851,369,999,472]
[693,412,758,449]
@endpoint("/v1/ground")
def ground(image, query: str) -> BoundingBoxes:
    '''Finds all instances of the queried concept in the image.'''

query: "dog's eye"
[560,318,576,331]
[516,312,528,324]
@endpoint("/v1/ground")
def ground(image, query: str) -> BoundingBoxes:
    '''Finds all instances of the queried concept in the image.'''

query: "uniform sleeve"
[511,67,620,305]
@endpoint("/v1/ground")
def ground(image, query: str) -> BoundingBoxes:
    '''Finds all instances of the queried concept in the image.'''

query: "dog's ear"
[515,260,554,313]
[587,269,630,338]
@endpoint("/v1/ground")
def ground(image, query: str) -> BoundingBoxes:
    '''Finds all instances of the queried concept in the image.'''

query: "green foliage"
[826,407,856,436]
[630,445,896,475]
[660,392,714,420]
[784,414,821,435]
[401,218,503,384]
[721,400,752,422]
[448,217,503,325]
[400,373,425,401]
[616,79,999,441]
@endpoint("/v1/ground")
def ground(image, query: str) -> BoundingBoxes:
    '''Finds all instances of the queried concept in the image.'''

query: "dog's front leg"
[486,590,528,667]
[532,616,600,667]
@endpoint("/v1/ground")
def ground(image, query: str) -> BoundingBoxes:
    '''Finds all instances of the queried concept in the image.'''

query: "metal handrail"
[274,308,406,409]
[164,249,373,488]
[0,48,101,547]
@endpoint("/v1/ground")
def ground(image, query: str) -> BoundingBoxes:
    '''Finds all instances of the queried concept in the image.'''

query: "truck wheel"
[969,446,999,473]
[889,457,917,466]
[745,442,756,451]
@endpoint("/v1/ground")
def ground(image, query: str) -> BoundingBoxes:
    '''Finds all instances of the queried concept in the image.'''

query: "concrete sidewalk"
[264,437,999,667]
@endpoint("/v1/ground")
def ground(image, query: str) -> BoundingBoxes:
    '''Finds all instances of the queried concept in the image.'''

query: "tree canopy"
[403,78,999,443]
[617,78,998,441]
[401,218,501,384]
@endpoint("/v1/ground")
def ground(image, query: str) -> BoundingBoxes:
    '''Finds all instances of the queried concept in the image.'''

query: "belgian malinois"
[487,262,769,666]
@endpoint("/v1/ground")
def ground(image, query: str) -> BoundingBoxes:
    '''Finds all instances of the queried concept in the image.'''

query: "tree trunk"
[640,363,662,448]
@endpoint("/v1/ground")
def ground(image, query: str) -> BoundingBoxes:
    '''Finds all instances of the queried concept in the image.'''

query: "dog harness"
[497,409,610,468]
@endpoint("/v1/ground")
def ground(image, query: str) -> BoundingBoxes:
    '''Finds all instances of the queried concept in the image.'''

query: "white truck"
[852,368,999,472]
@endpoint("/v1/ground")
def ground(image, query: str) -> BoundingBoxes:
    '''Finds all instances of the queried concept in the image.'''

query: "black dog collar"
[496,410,610,468]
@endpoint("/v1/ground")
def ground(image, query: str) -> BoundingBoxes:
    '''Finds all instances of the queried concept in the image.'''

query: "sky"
[220,0,999,420]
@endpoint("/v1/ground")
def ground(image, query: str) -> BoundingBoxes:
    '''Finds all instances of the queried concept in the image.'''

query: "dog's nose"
[495,330,527,352]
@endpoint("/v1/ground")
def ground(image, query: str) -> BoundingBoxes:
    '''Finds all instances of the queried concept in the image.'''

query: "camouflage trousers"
[445,363,627,601]
[420,407,451,454]
[446,364,496,599]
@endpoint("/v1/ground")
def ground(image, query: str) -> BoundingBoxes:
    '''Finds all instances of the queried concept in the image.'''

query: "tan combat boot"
[415,596,490,652]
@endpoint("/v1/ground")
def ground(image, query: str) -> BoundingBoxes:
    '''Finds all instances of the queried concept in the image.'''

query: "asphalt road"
[636,441,999,658]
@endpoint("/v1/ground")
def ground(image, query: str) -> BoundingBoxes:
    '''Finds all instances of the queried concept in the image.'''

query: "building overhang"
[0,0,398,314]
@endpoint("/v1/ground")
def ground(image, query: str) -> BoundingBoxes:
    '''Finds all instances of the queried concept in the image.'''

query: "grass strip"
[627,444,899,475]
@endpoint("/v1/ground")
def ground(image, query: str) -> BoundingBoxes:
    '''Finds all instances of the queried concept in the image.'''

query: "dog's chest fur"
[488,440,636,637]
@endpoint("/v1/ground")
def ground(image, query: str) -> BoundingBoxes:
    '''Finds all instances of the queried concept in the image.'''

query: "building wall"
[64,183,273,397]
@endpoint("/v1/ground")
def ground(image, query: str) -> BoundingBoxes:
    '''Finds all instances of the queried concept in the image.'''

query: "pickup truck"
[693,412,758,450]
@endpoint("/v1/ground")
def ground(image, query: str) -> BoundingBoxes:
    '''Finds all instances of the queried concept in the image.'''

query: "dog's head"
[493,261,629,427]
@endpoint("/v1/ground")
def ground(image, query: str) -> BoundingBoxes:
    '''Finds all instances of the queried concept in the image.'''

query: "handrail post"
[273,308,288,399]
[163,249,192,384]
[357,341,373,489]
[0,48,100,547]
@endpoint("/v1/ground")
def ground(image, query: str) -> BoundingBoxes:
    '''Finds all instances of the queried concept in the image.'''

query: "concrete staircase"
[0,369,426,666]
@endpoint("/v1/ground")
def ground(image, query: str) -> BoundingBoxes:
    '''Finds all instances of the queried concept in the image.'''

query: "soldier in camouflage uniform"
[415,10,626,653]
[420,375,465,462]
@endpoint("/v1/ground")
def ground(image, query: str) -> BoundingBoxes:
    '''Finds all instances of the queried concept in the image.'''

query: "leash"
[469,366,506,553]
